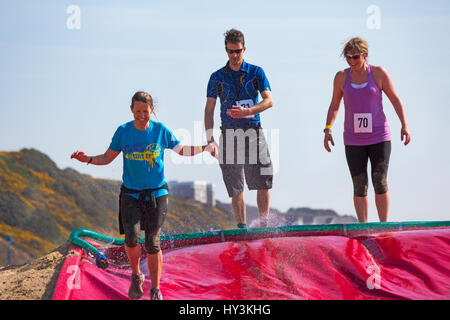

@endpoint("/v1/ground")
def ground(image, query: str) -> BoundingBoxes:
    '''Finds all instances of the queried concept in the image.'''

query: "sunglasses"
[226,48,244,54]
[346,54,362,60]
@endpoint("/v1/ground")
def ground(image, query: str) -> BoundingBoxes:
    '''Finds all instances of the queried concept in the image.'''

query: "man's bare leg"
[232,192,246,227]
[257,189,270,227]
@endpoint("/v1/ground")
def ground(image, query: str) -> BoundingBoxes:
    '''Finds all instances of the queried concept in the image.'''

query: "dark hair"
[131,91,158,119]
[224,29,245,47]
[131,91,153,110]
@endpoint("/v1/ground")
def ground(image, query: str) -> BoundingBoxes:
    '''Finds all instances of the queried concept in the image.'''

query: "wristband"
[199,145,205,152]
[324,125,332,133]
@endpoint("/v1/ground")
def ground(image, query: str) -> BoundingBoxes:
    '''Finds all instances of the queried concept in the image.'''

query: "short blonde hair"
[342,37,368,56]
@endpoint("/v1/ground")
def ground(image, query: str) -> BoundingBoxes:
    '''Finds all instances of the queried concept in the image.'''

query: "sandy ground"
[0,242,73,300]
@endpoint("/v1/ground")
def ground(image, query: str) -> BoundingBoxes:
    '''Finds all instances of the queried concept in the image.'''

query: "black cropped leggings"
[120,194,168,254]
[345,141,391,197]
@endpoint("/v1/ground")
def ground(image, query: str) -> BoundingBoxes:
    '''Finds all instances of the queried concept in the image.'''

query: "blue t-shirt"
[230,69,244,97]
[207,60,271,129]
[109,120,180,199]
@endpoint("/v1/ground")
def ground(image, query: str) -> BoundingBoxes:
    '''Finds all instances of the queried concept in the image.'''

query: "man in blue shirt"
[204,29,274,229]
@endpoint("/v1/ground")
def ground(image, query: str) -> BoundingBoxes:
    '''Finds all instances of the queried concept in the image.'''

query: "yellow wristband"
[325,125,332,130]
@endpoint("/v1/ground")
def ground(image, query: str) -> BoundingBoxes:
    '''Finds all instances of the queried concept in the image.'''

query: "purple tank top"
[343,65,391,146]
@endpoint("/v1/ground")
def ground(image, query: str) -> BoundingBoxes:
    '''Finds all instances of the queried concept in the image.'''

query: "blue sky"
[1,0,449,222]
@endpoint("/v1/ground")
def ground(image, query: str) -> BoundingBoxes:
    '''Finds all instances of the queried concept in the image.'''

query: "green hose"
[69,229,137,269]
[70,221,450,269]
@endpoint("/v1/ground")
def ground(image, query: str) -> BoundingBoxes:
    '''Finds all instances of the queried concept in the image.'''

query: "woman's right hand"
[70,150,89,163]
[323,130,335,152]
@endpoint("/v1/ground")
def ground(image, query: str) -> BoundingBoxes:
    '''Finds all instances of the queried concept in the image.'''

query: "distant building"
[206,184,215,207]
[292,215,357,225]
[168,180,216,207]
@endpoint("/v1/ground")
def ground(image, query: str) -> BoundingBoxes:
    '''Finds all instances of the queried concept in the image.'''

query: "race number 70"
[354,113,373,133]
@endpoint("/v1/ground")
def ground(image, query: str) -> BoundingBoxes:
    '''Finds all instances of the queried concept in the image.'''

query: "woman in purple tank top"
[323,37,411,223]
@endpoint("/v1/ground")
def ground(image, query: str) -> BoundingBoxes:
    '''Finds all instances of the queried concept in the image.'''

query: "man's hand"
[205,140,219,159]
[226,105,252,119]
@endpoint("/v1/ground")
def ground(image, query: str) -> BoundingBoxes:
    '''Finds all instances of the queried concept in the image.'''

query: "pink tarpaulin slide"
[53,222,450,300]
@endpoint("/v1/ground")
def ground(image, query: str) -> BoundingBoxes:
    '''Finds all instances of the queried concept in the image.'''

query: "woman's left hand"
[401,127,411,146]
[323,130,335,152]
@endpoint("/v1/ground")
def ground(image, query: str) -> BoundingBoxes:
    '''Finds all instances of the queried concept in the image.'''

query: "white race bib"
[354,113,373,133]
[236,99,255,118]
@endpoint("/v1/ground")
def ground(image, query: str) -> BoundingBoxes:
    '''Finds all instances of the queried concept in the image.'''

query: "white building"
[168,180,216,207]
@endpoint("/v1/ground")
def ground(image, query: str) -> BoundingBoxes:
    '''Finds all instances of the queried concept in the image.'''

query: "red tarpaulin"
[53,227,450,300]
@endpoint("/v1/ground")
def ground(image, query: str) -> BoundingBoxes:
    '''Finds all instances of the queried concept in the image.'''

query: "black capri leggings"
[120,194,168,254]
[345,141,391,197]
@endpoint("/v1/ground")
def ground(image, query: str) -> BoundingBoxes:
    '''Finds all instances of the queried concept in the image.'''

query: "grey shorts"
[219,127,273,197]
[120,194,168,254]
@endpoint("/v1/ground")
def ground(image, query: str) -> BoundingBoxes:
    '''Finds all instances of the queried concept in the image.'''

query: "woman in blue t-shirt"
[71,91,214,300]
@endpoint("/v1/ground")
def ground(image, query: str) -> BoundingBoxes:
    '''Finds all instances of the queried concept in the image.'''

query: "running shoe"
[128,273,145,299]
[150,288,163,300]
